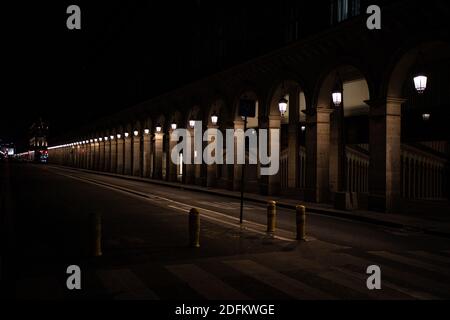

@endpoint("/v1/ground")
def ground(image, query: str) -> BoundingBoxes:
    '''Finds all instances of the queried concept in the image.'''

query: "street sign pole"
[239,115,247,224]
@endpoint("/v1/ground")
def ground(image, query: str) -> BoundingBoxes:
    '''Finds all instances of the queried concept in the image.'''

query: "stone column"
[367,97,403,212]
[81,143,87,168]
[143,131,151,178]
[206,125,219,187]
[132,133,141,176]
[267,115,281,195]
[233,119,245,191]
[288,88,300,189]
[117,136,124,174]
[99,139,105,171]
[105,138,111,172]
[185,128,195,185]
[305,108,333,203]
[153,132,164,179]
[88,141,93,169]
[168,129,178,182]
[110,136,117,173]
[124,134,132,175]
[94,139,100,171]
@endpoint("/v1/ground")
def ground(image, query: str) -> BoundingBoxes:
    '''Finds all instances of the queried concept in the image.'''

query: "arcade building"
[48,0,450,214]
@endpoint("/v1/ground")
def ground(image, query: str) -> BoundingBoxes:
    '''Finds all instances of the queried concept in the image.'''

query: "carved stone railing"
[401,143,448,200]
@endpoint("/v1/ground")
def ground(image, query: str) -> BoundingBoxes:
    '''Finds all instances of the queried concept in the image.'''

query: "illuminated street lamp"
[133,130,139,136]
[414,73,427,94]
[422,113,431,121]
[110,135,114,140]
[278,96,288,117]
[156,124,162,133]
[124,132,129,138]
[104,137,108,141]
[144,128,150,135]
[332,74,343,107]
[413,52,428,94]
[99,138,103,142]
[94,138,98,142]
[301,125,306,132]
[117,134,121,139]
[189,119,195,129]
[211,112,219,125]
[171,123,177,130]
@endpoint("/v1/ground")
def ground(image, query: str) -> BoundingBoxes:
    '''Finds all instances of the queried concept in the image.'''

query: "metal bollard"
[267,201,277,234]
[91,212,102,257]
[189,208,200,248]
[296,205,306,241]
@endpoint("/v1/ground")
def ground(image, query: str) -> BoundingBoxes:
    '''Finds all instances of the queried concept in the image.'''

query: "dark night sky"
[4,1,205,150]
[3,0,393,151]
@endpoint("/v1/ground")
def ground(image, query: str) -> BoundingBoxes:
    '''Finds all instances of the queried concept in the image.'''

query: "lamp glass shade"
[332,91,342,106]
[278,97,288,115]
[211,114,218,125]
[414,74,427,93]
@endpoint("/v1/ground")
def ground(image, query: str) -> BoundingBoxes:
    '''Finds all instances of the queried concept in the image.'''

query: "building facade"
[49,0,450,213]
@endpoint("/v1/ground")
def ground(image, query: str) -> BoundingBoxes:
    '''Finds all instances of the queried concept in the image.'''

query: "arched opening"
[267,80,306,195]
[232,91,260,193]
[387,42,450,209]
[316,65,371,207]
[207,99,232,188]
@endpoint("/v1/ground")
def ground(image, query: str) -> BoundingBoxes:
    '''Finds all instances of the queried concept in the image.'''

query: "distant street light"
[332,74,343,107]
[189,120,195,129]
[278,96,288,117]
[211,113,219,125]
[422,113,431,121]
[156,124,162,133]
[110,135,114,140]
[171,123,177,130]
[117,134,121,139]
[124,132,129,138]
[413,52,428,94]
[133,130,139,136]
[144,129,150,135]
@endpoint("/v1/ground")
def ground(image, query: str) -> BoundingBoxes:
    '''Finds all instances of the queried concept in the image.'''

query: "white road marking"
[224,259,335,299]
[97,269,159,300]
[166,264,249,300]
[368,251,449,275]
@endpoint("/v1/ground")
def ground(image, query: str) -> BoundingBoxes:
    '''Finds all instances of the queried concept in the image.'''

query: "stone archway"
[309,64,373,206]
[384,41,450,209]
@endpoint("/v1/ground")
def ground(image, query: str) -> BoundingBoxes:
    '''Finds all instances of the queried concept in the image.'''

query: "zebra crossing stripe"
[97,269,159,300]
[332,267,439,300]
[368,251,450,275]
[336,253,449,296]
[407,251,450,265]
[166,264,249,300]
[224,259,335,300]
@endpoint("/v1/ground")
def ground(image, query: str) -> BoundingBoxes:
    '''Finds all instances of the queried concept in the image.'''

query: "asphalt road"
[2,162,450,300]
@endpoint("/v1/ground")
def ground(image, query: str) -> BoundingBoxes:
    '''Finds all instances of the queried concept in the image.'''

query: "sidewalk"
[51,165,450,238]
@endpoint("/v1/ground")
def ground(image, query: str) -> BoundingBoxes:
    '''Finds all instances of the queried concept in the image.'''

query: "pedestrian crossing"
[92,249,450,300]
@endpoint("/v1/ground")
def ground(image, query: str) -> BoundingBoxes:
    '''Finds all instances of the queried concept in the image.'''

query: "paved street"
[2,162,450,300]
